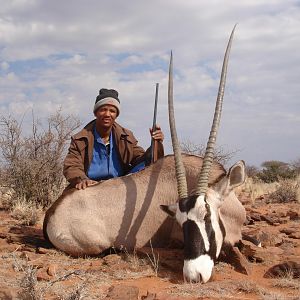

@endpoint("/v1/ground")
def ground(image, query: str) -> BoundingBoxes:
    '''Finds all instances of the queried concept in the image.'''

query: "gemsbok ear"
[160,204,177,218]
[213,160,246,197]
[228,160,246,189]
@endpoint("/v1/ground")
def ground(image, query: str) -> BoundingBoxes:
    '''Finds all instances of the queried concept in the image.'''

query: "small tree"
[291,158,300,175]
[257,160,296,183]
[180,140,238,166]
[0,109,81,208]
[245,165,259,179]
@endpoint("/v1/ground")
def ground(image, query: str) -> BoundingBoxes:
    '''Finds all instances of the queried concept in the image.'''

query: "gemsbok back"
[43,25,246,283]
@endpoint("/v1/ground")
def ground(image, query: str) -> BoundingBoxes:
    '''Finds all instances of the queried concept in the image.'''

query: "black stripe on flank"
[183,219,205,260]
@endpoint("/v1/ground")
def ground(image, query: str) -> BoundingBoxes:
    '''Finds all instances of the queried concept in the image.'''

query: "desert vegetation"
[182,140,300,204]
[0,110,81,224]
[0,113,299,299]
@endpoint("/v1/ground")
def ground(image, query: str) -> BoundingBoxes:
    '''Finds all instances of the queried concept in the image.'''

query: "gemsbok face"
[161,25,245,283]
[161,160,245,283]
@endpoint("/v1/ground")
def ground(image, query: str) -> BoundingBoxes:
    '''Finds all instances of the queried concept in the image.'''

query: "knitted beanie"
[93,88,121,116]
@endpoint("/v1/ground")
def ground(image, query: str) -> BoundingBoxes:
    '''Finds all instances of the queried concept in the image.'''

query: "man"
[63,88,164,189]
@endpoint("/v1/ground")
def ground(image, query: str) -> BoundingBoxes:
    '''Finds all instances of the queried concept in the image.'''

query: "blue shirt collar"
[94,125,113,147]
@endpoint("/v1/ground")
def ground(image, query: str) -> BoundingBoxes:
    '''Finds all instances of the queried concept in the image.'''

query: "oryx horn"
[168,51,188,199]
[196,25,237,196]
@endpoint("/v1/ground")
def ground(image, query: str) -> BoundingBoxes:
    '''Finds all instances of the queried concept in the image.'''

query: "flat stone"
[141,291,158,300]
[239,240,283,263]
[257,232,283,247]
[47,264,57,276]
[36,269,51,281]
[261,215,276,225]
[280,228,297,235]
[287,210,299,220]
[36,247,50,254]
[289,232,300,239]
[105,285,139,300]
[249,213,262,222]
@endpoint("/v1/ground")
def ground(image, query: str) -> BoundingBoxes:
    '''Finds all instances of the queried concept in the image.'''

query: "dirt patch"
[0,197,299,299]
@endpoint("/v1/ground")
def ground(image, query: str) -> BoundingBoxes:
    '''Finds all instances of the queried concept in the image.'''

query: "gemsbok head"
[161,25,246,283]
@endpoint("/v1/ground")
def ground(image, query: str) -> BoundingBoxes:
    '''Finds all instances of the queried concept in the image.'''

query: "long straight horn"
[168,51,188,199]
[196,25,237,196]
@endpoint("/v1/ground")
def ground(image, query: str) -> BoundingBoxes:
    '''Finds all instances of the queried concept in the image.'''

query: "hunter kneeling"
[63,88,165,190]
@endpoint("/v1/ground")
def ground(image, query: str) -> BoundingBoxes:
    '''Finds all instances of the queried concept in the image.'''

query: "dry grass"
[168,280,260,298]
[268,179,300,203]
[10,199,42,226]
[168,278,300,299]
[272,269,300,290]
[237,177,279,204]
[145,240,160,277]
[295,175,300,203]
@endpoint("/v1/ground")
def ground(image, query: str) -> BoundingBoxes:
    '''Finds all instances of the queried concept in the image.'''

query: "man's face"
[94,104,118,129]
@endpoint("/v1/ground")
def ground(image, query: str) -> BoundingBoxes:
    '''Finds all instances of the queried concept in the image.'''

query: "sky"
[0,0,299,167]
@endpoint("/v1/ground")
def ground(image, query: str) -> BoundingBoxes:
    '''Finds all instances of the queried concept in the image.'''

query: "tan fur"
[44,154,245,256]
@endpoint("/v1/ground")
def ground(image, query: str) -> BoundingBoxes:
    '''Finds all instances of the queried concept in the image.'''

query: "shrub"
[180,140,238,165]
[10,199,41,226]
[257,160,296,183]
[245,165,259,179]
[268,179,299,203]
[0,110,81,209]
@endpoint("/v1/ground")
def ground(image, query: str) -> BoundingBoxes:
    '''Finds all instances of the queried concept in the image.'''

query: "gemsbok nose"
[183,255,214,283]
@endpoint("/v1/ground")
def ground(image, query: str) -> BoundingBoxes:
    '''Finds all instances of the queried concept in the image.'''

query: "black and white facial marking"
[180,193,225,283]
[160,161,246,283]
[162,192,225,283]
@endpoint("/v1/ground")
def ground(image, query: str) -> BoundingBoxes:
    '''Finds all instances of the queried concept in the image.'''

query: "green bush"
[257,160,296,183]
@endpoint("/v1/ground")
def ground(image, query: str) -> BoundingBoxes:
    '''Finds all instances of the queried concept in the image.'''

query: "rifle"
[150,83,159,163]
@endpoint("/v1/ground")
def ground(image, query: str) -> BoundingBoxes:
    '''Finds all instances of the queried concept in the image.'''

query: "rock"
[287,210,299,220]
[36,269,51,281]
[264,261,300,278]
[261,215,276,225]
[249,213,262,222]
[239,240,283,263]
[0,232,8,239]
[220,245,252,275]
[141,291,157,300]
[20,245,36,253]
[36,247,50,254]
[288,232,300,239]
[257,232,283,247]
[47,264,57,276]
[105,285,139,300]
[280,228,297,235]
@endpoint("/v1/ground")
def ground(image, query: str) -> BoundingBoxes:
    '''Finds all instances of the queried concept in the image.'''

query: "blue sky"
[1,0,300,167]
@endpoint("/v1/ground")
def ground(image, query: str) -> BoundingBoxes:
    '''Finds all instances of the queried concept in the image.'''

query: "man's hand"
[75,179,98,190]
[150,124,164,143]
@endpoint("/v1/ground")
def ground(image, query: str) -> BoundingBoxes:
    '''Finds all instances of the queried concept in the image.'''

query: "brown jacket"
[63,120,164,186]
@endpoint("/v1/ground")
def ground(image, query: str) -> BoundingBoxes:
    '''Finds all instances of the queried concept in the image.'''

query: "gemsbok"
[44,25,247,283]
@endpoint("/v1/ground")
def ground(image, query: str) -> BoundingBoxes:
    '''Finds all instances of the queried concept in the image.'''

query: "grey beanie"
[93,88,121,116]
